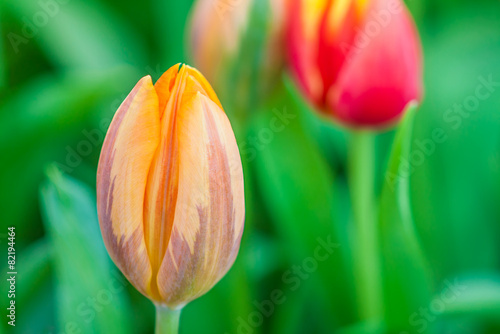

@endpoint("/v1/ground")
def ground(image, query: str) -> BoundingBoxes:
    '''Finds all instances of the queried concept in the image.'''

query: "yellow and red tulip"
[287,0,422,127]
[188,0,286,107]
[96,64,245,309]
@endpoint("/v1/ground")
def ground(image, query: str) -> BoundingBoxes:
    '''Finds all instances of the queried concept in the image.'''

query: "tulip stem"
[348,131,382,320]
[155,304,181,334]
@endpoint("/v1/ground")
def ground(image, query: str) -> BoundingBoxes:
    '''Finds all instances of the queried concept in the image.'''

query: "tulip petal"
[154,64,180,119]
[328,0,422,126]
[142,67,186,301]
[155,92,244,308]
[189,0,253,82]
[155,63,223,114]
[317,0,359,104]
[143,65,228,302]
[97,76,159,297]
[287,0,328,106]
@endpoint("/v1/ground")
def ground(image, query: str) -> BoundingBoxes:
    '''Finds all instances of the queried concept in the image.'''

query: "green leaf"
[13,238,52,307]
[412,2,500,281]
[378,103,435,333]
[39,166,133,334]
[4,0,147,68]
[336,319,385,334]
[0,68,137,240]
[0,238,53,333]
[251,77,357,328]
[441,274,500,320]
[0,18,5,90]
[5,239,55,333]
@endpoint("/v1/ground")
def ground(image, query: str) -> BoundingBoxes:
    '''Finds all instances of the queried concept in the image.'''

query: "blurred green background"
[1,0,500,333]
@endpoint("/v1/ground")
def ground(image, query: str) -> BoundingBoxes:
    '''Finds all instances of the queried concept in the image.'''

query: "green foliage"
[39,166,133,334]
[378,104,434,333]
[1,0,500,333]
[250,78,357,329]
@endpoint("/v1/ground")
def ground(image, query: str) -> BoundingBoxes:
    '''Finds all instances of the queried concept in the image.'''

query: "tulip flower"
[188,0,286,109]
[96,64,245,333]
[286,0,422,128]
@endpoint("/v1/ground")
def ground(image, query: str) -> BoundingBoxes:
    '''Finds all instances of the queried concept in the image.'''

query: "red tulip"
[287,0,422,128]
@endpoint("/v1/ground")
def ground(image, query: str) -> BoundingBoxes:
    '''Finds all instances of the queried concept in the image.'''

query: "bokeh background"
[2,0,500,333]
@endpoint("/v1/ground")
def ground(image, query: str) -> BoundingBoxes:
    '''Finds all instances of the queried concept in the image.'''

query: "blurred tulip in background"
[287,0,422,127]
[188,0,286,111]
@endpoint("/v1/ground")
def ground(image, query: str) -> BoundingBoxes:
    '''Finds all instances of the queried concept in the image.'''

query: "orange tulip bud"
[188,0,286,107]
[96,64,245,309]
[287,0,422,128]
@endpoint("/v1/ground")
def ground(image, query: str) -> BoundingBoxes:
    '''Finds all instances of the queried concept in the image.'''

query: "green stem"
[155,305,181,334]
[348,131,382,320]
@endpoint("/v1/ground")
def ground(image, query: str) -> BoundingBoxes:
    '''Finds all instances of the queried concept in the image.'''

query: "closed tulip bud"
[96,64,245,312]
[188,0,286,108]
[287,0,422,128]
